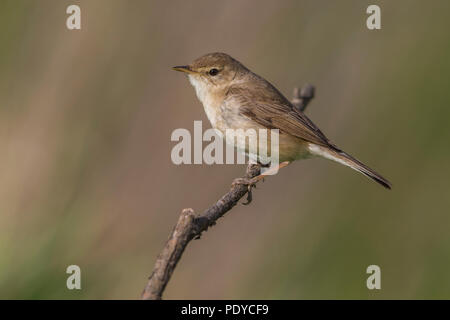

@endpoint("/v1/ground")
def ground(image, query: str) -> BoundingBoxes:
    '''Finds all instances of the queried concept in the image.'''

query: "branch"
[291,83,315,112]
[141,84,315,300]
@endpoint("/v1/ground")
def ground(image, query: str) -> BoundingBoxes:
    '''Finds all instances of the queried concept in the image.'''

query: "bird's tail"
[308,144,391,189]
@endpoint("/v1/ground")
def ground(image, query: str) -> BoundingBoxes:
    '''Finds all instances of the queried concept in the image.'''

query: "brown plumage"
[173,52,391,189]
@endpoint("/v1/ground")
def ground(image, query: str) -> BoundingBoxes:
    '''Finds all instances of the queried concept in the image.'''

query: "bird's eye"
[209,68,219,76]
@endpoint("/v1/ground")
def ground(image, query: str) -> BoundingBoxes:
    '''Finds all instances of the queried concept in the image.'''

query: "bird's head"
[173,52,248,94]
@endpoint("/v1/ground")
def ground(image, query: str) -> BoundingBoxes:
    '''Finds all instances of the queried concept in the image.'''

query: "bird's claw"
[231,177,258,205]
[232,177,257,190]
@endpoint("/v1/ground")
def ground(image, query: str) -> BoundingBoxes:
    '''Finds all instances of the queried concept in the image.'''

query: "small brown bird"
[173,52,391,189]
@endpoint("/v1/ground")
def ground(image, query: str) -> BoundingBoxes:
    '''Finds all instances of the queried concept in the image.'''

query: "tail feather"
[308,144,392,189]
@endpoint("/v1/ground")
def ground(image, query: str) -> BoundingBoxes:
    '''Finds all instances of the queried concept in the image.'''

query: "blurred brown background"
[0,0,449,299]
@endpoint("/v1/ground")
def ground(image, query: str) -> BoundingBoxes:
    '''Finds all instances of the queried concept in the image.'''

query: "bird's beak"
[172,65,197,74]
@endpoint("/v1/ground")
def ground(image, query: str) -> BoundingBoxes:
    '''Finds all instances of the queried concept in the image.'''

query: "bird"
[173,52,391,189]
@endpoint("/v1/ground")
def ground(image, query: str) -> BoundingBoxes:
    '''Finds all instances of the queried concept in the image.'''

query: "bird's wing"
[226,85,333,148]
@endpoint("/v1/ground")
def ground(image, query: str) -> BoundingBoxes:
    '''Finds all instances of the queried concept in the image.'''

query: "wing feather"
[226,83,333,149]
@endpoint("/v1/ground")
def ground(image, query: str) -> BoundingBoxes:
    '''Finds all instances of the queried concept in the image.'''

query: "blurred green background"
[0,0,449,299]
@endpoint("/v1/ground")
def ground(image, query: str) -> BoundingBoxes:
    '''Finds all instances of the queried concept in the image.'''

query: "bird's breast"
[189,76,222,127]
[188,75,246,132]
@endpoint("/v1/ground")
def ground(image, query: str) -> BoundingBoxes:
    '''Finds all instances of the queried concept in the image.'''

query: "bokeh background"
[1,0,449,299]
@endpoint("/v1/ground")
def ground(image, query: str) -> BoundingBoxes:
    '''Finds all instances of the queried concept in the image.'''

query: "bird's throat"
[188,75,225,128]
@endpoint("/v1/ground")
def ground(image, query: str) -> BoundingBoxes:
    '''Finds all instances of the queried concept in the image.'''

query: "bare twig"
[292,84,315,112]
[141,84,315,300]
[141,164,261,300]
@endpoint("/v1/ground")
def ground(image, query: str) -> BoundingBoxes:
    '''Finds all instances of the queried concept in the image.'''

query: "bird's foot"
[231,176,264,205]
[232,177,258,189]
[231,161,289,205]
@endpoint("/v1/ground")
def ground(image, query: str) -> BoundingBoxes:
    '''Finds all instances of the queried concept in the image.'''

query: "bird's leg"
[232,161,290,205]
[232,161,290,187]
[258,161,290,178]
[257,160,271,168]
